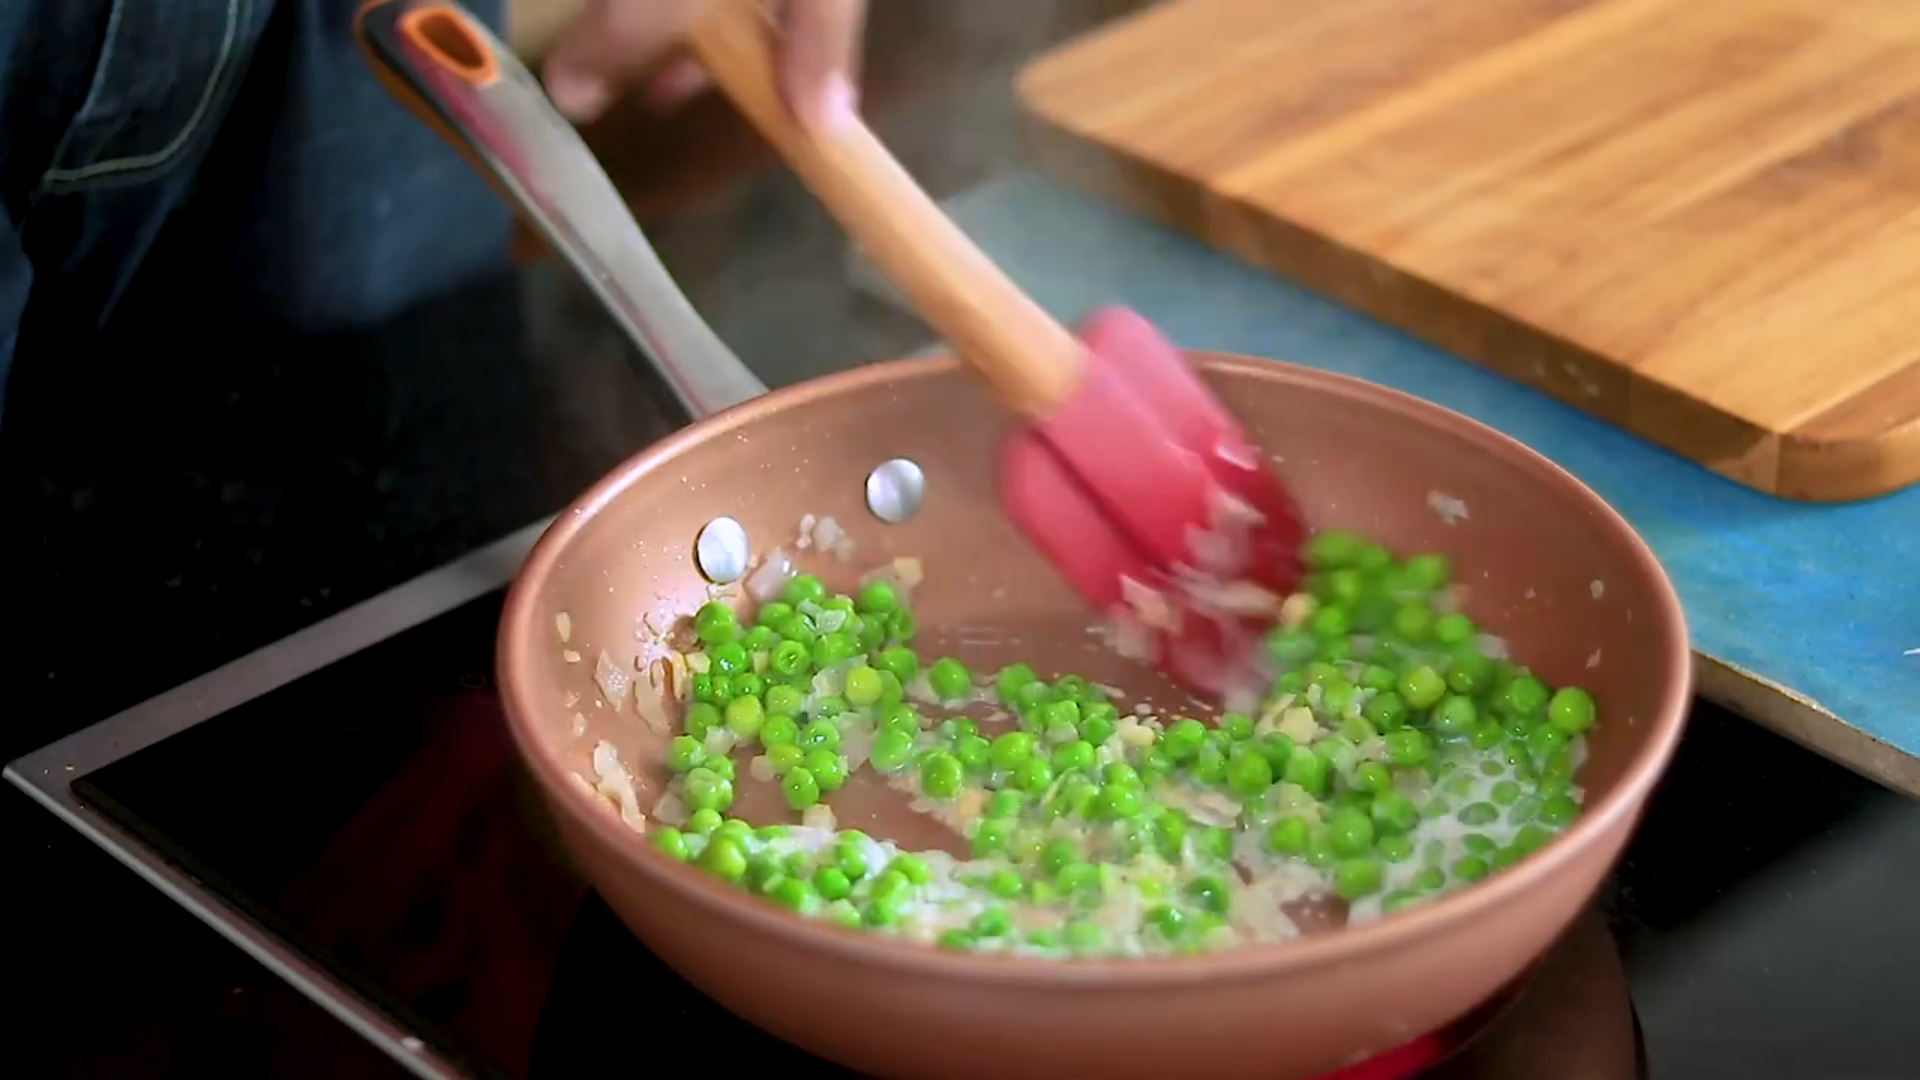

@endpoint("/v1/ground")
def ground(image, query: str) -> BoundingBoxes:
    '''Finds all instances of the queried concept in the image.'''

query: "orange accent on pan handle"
[686,1,1085,419]
[352,0,770,418]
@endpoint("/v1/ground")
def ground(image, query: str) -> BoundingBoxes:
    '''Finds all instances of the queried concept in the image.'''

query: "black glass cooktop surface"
[71,588,1920,1079]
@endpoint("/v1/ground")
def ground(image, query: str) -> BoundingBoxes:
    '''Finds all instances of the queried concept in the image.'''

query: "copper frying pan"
[357,5,1691,1078]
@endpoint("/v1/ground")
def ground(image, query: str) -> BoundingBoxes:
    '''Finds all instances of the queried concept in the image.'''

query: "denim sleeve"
[0,0,512,423]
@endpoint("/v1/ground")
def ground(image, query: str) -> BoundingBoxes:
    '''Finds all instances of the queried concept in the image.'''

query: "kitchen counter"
[7,1,1920,1074]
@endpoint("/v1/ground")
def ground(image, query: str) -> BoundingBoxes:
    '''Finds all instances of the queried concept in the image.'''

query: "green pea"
[853,578,896,614]
[704,755,736,782]
[970,817,1013,857]
[765,640,808,678]
[1461,833,1496,857]
[1363,691,1410,732]
[1454,801,1496,826]
[1434,613,1476,647]
[1309,604,1351,640]
[1008,757,1051,794]
[805,749,848,791]
[1326,807,1375,857]
[742,625,780,653]
[1051,739,1097,774]
[797,718,840,752]
[874,645,917,684]
[683,767,734,813]
[1305,530,1367,569]
[780,767,820,810]
[731,672,766,700]
[709,641,749,675]
[1526,723,1569,761]
[954,734,992,774]
[667,735,706,774]
[987,868,1025,899]
[1431,694,1477,739]
[1145,904,1188,940]
[1184,875,1229,915]
[1096,784,1144,820]
[971,906,1012,938]
[755,601,794,627]
[927,657,971,701]
[1512,823,1553,854]
[1268,627,1319,666]
[1282,745,1330,794]
[1390,602,1435,643]
[987,731,1035,772]
[693,601,738,646]
[1063,921,1103,953]
[1081,710,1117,746]
[1441,651,1490,696]
[1470,721,1505,751]
[1415,866,1446,892]
[770,614,814,645]
[686,807,722,836]
[781,573,826,606]
[1394,555,1445,595]
[1399,665,1447,709]
[1491,779,1522,806]
[1370,791,1419,835]
[1354,760,1392,794]
[995,663,1038,705]
[697,835,750,883]
[651,827,691,861]
[839,665,880,707]
[724,694,765,739]
[1548,686,1597,734]
[807,866,851,902]
[1334,857,1385,899]
[684,701,723,741]
[1204,746,1263,799]
[758,683,800,719]
[1149,713,1203,754]
[1376,834,1415,863]
[811,632,859,669]
[920,751,964,798]
[1264,816,1310,855]
[1500,674,1550,719]
[1452,855,1490,883]
[1540,792,1581,828]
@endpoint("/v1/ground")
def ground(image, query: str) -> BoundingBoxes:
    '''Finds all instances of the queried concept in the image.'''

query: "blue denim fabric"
[0,0,513,421]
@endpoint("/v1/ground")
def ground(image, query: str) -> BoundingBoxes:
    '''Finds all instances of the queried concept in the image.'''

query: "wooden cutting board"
[1017,0,1920,501]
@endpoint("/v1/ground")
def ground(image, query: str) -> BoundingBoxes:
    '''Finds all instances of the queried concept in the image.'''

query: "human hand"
[543,0,866,132]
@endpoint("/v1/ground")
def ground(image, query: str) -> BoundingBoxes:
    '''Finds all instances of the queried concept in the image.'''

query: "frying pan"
[357,4,1692,1078]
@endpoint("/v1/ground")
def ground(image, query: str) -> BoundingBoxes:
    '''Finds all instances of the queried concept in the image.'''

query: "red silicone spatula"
[688,1,1306,698]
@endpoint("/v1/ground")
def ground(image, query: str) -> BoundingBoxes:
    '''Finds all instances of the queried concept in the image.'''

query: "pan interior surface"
[497,353,1688,1080]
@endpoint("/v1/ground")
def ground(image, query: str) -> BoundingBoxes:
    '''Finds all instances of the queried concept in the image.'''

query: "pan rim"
[497,351,1692,989]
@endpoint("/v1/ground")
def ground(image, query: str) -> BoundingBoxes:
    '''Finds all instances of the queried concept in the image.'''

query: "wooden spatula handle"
[686,0,1083,417]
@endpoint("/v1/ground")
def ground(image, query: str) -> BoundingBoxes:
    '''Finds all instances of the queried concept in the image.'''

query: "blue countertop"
[933,172,1919,776]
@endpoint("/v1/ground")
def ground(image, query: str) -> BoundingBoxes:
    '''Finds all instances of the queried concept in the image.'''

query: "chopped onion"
[802,804,838,831]
[593,650,630,707]
[652,791,689,827]
[746,548,795,601]
[749,755,778,783]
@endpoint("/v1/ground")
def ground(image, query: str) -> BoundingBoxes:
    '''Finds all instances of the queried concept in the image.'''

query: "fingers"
[779,0,867,132]
[543,0,868,129]
[544,0,702,121]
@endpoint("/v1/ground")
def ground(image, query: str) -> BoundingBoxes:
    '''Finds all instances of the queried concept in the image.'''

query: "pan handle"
[353,0,768,420]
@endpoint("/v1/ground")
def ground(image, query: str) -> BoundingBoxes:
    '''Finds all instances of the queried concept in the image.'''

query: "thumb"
[544,0,700,121]
[779,0,867,133]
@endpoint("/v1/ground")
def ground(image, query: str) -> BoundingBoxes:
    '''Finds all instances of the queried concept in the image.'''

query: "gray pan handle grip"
[356,0,768,419]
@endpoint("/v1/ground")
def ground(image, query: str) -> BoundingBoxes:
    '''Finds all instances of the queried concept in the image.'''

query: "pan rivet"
[866,458,924,524]
[695,516,750,584]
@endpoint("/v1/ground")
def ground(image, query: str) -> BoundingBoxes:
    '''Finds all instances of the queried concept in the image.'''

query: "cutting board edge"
[1013,90,1920,503]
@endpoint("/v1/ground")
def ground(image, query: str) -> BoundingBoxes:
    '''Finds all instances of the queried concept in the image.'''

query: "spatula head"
[999,307,1307,702]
